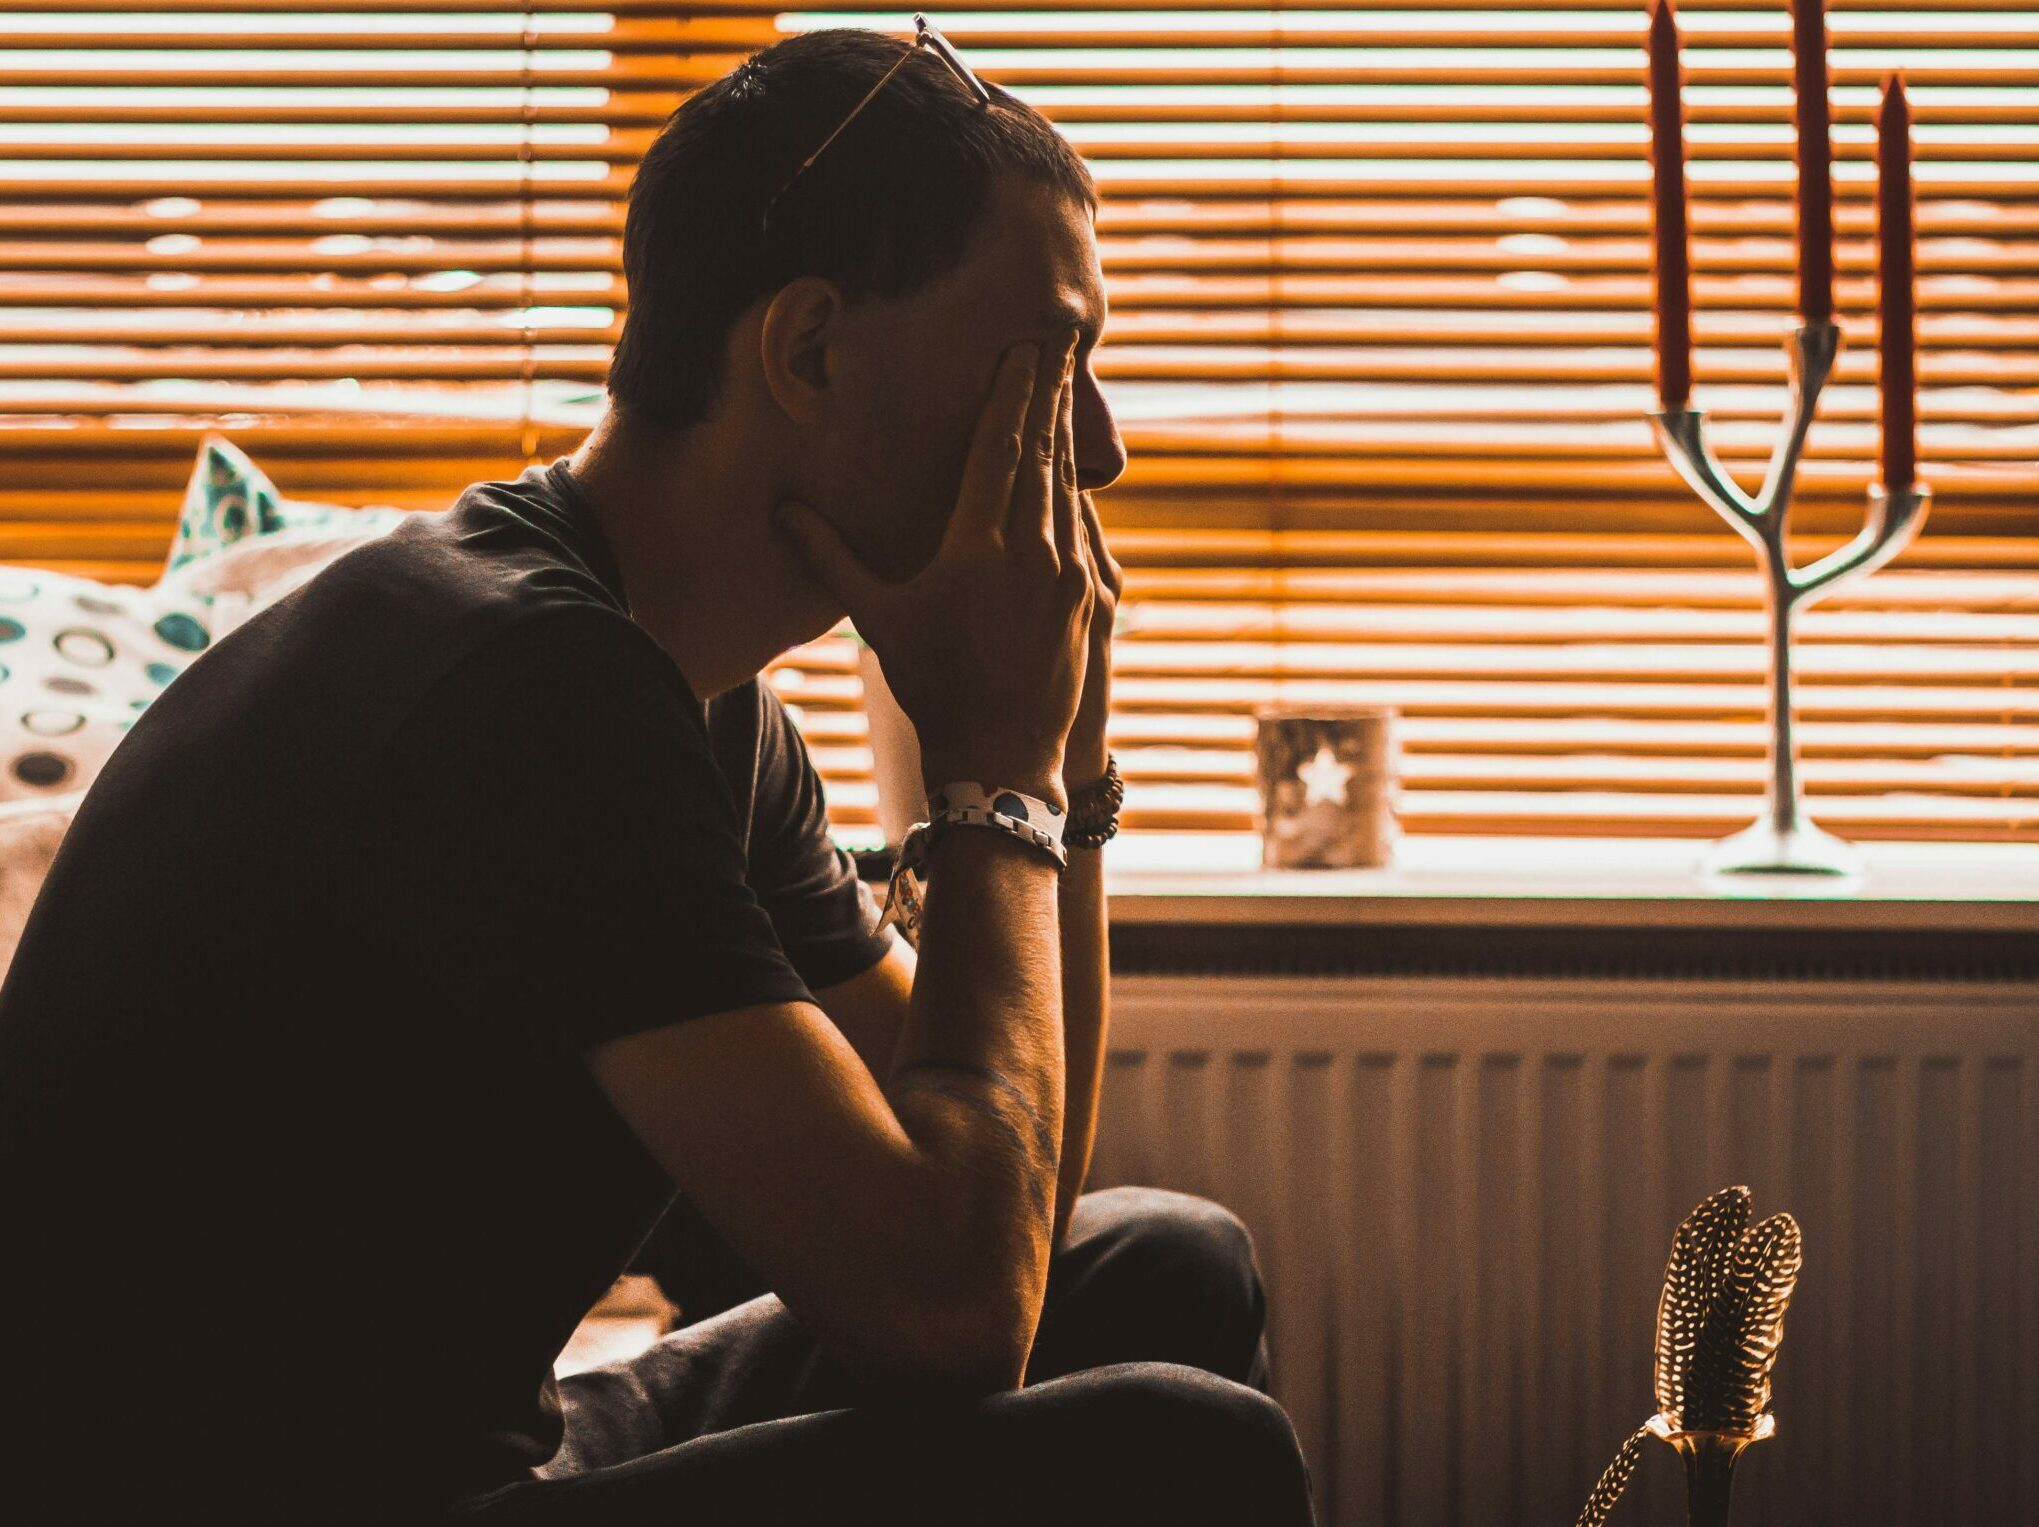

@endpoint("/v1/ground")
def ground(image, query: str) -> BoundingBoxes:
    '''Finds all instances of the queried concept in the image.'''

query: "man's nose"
[1074,376,1127,493]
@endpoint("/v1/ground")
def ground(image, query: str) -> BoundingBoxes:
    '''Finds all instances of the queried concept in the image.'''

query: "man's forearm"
[879,823,1067,1386]
[1052,839,1108,1250]
[854,839,1103,1254]
[838,771,1106,1257]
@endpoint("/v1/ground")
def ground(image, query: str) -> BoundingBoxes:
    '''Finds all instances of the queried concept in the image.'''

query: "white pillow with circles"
[155,434,410,633]
[0,563,219,800]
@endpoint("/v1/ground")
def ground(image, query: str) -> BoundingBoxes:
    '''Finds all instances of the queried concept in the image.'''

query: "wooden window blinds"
[10,3,2034,845]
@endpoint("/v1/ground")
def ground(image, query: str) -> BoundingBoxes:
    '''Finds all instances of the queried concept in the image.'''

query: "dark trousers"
[443,1186,1315,1525]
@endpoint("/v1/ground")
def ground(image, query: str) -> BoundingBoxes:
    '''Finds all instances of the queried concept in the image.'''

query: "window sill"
[1103,832,2038,930]
[1097,834,2039,981]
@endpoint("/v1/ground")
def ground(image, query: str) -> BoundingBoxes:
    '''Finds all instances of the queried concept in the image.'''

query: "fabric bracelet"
[878,781,1070,946]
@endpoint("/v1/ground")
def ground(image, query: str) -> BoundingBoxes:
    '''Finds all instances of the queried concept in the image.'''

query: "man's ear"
[757,275,844,425]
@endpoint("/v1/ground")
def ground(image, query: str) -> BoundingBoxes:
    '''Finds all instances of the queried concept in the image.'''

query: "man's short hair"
[608,28,1099,432]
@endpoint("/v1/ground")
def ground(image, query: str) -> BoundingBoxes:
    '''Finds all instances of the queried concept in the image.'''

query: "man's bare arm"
[1049,839,1107,1250]
[809,925,914,1081]
[1047,472,1122,1252]
[810,848,1105,1259]
[816,362,1118,1259]
[584,824,1063,1395]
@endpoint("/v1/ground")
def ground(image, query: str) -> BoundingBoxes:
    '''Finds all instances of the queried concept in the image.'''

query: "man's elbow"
[850,1129,1054,1394]
[893,1288,1035,1394]
[849,1279,1039,1398]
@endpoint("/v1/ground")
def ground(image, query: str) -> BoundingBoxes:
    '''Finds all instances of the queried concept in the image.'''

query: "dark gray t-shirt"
[0,460,892,1515]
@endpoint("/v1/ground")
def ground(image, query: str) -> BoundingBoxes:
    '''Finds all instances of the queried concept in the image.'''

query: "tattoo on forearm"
[892,1058,1059,1164]
[889,1059,1057,1221]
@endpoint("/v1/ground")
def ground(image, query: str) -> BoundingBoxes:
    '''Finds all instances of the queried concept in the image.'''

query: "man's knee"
[1027,1186,1273,1389]
[1049,1361,1312,1523]
[1074,1186,1266,1328]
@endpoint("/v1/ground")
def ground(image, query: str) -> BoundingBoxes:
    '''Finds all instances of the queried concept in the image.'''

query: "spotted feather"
[1573,1423,1650,1527]
[1684,1211,1803,1433]
[1653,1184,1751,1424]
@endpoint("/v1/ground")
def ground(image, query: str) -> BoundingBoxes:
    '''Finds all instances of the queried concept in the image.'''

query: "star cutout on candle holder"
[1296,743,1355,806]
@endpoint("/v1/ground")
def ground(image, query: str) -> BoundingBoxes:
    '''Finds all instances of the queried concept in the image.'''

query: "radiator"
[1088,972,2039,1527]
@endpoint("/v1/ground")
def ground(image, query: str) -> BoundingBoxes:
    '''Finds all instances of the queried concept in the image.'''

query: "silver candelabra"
[1650,322,1931,878]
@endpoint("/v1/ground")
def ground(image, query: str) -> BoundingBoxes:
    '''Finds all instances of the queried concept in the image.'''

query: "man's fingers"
[773,499,888,623]
[1051,354,1082,571]
[1010,329,1078,548]
[1080,488,1123,599]
[946,341,1039,548]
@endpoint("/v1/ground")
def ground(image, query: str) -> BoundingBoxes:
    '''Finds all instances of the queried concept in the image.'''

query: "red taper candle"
[1788,0,1836,324]
[1876,74,1917,489]
[1645,0,1694,408]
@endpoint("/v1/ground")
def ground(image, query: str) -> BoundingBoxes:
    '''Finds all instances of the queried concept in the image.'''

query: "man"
[0,28,1313,1526]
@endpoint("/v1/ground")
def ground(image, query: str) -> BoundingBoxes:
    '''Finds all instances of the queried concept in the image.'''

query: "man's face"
[830,174,1125,582]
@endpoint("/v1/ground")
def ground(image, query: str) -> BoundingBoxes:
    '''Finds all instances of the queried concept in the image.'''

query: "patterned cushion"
[0,437,408,801]
[169,434,407,575]
[157,435,409,636]
[0,561,217,797]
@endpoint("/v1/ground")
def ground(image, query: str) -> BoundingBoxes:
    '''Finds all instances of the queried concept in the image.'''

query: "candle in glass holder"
[1255,706,1400,869]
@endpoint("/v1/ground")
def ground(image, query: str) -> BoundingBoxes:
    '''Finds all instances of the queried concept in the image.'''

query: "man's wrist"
[1064,745,1110,794]
[918,757,1067,814]
[1064,752,1123,850]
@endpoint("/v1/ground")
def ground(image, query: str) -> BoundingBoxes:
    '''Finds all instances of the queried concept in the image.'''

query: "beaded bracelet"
[878,780,1070,947]
[1064,754,1123,849]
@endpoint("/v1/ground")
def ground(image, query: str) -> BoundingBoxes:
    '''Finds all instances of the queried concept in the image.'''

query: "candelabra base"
[1702,816,1864,880]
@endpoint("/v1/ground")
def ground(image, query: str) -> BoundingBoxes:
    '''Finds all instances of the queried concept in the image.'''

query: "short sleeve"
[378,609,815,1052]
[746,681,898,993]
